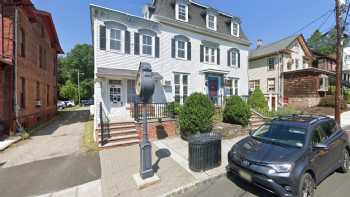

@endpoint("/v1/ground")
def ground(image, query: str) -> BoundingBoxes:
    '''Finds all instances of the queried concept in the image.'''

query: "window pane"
[183,75,188,85]
[142,35,153,55]
[111,29,121,40]
[232,51,237,66]
[232,23,238,35]
[110,40,121,50]
[208,15,215,29]
[205,47,209,62]
[177,40,185,58]
[178,4,186,20]
[211,48,215,63]
[174,74,180,84]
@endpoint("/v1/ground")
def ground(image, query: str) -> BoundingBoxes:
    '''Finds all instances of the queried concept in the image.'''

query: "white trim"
[204,46,217,64]
[231,22,240,37]
[175,3,188,22]
[206,14,217,31]
[230,50,239,68]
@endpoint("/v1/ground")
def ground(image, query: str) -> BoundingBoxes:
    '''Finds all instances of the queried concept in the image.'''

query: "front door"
[208,76,219,105]
[109,80,123,109]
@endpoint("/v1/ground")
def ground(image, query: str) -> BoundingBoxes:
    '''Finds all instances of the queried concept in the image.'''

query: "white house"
[248,35,314,109]
[90,0,250,147]
[343,46,350,83]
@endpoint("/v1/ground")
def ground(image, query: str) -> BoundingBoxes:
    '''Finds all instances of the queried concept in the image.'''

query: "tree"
[59,80,78,101]
[248,87,268,111]
[58,44,94,100]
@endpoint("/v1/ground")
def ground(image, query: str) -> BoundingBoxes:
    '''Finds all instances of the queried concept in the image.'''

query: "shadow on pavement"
[31,109,90,136]
[152,148,171,173]
[226,172,278,197]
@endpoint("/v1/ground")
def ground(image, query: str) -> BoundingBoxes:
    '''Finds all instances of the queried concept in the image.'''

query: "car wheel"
[298,173,315,197]
[339,149,350,173]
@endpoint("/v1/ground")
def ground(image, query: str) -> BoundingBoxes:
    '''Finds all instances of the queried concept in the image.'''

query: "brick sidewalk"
[99,144,195,197]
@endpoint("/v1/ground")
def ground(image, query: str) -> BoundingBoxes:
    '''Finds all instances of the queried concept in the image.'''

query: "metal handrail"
[132,102,175,122]
[99,102,110,146]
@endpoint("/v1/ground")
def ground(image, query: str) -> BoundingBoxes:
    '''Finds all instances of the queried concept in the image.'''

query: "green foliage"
[319,95,347,109]
[167,102,182,116]
[255,106,301,118]
[345,89,350,104]
[179,93,215,137]
[248,87,268,111]
[223,96,251,126]
[307,29,349,56]
[58,44,94,100]
[328,85,336,95]
[59,80,78,101]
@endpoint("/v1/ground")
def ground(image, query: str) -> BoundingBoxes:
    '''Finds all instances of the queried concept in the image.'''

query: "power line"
[317,10,334,31]
[293,8,335,35]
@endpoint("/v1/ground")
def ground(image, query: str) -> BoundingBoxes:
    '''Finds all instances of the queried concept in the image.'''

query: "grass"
[61,105,81,112]
[82,119,100,152]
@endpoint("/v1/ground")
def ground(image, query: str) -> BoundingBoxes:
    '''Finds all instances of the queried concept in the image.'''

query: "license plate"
[239,170,252,182]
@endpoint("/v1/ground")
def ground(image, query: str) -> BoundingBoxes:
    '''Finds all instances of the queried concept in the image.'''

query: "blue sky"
[32,0,335,54]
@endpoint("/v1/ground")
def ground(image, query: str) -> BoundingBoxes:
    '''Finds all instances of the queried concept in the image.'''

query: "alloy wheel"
[344,150,350,170]
[302,175,314,197]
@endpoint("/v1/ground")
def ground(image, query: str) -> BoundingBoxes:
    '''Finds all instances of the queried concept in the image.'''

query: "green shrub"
[179,93,215,137]
[223,96,251,126]
[344,90,350,104]
[328,85,336,95]
[319,95,347,109]
[248,87,268,111]
[167,102,182,116]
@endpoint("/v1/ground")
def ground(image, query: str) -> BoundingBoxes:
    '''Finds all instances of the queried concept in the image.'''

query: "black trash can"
[188,132,222,172]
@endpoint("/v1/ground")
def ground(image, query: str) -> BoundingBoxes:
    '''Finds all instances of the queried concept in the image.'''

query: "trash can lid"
[188,132,222,144]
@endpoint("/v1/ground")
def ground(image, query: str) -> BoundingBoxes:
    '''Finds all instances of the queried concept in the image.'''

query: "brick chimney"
[256,39,263,48]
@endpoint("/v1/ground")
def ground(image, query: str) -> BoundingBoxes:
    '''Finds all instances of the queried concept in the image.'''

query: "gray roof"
[249,35,299,59]
[150,0,249,41]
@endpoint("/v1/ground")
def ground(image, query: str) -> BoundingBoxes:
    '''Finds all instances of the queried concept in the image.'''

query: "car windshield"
[251,123,306,148]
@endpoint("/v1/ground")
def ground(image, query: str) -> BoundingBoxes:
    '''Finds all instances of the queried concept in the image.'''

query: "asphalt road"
[0,152,101,197]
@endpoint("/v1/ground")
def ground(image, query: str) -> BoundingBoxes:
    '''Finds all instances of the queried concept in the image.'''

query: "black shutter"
[217,48,220,65]
[238,50,241,68]
[200,45,204,62]
[134,32,140,55]
[99,25,106,50]
[227,50,231,66]
[125,31,130,54]
[187,41,191,60]
[171,39,176,58]
[155,36,160,58]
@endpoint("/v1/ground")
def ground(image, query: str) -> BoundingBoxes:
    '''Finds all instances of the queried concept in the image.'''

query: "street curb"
[158,171,226,197]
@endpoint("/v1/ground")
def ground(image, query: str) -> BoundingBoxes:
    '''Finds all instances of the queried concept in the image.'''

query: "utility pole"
[77,69,80,106]
[335,0,343,125]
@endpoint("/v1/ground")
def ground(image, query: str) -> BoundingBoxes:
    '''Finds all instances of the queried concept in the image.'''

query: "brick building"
[0,0,63,137]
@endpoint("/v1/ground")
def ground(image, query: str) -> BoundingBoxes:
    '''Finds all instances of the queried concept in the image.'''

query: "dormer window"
[231,22,240,37]
[176,3,188,22]
[207,14,217,31]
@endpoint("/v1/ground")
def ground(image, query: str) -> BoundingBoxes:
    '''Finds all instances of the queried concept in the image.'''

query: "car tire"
[339,149,350,173]
[298,173,315,197]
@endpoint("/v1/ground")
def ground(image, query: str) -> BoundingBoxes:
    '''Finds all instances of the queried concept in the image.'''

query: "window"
[207,14,216,30]
[127,80,137,103]
[267,78,275,92]
[47,85,50,106]
[176,40,186,59]
[231,22,239,37]
[224,79,233,96]
[20,77,26,109]
[312,122,333,145]
[36,81,40,101]
[142,34,153,56]
[268,58,275,71]
[176,3,188,22]
[20,28,26,57]
[174,73,189,104]
[204,46,216,64]
[249,80,260,92]
[295,59,300,69]
[231,50,239,67]
[234,79,239,95]
[345,55,350,65]
[110,29,121,51]
[319,75,329,91]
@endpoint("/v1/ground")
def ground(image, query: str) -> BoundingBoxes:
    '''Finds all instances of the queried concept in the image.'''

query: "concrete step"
[99,121,135,128]
[97,128,137,137]
[98,133,139,142]
[96,124,136,131]
[99,139,140,148]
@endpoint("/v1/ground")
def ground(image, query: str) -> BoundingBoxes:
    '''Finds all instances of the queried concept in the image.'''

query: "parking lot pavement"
[176,171,350,197]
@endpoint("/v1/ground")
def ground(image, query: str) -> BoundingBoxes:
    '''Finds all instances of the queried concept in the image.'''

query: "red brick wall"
[136,119,177,140]
[15,8,58,129]
[1,3,14,61]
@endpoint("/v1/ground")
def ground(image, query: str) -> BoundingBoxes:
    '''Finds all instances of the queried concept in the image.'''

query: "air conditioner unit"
[35,100,42,107]
[162,80,171,86]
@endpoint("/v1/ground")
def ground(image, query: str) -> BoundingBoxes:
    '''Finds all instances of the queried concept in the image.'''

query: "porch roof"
[200,68,230,75]
[97,68,163,79]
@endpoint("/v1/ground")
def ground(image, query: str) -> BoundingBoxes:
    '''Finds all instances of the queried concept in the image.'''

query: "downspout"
[12,6,18,134]
[280,53,284,106]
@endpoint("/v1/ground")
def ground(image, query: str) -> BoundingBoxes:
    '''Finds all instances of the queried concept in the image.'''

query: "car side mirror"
[313,143,329,150]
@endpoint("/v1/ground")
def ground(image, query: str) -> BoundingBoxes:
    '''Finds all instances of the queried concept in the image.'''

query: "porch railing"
[208,95,249,107]
[99,102,110,146]
[131,103,175,122]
